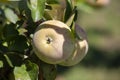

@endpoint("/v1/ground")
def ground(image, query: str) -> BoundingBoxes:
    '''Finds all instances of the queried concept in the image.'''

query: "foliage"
[0,0,92,80]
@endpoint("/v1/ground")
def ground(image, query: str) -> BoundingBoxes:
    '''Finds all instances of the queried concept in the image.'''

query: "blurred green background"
[56,0,120,80]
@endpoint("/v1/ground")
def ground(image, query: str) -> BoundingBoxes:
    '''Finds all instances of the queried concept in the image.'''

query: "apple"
[32,20,75,64]
[59,39,88,66]
[86,0,110,7]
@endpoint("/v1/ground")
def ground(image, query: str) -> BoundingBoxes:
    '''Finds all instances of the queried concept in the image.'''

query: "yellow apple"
[86,0,110,7]
[32,20,75,64]
[59,39,88,66]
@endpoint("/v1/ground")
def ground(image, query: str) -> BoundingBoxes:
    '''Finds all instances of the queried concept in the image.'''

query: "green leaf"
[41,62,57,80]
[45,4,65,21]
[65,6,78,28]
[27,0,46,22]
[3,52,23,68]
[29,54,57,80]
[4,52,23,66]
[8,35,29,52]
[18,28,28,36]
[4,54,13,67]
[3,7,19,23]
[14,61,39,80]
[0,60,3,68]
[64,0,73,22]
[14,64,31,80]
[25,60,39,80]
[0,40,8,53]
[3,23,19,41]
[18,0,32,20]
[0,26,3,39]
[66,13,75,27]
[0,53,9,67]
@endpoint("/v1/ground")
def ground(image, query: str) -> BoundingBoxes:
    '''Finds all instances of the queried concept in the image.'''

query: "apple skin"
[32,20,75,64]
[59,39,88,66]
[86,0,110,7]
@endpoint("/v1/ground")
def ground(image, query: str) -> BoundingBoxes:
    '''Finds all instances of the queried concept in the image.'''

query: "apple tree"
[0,0,92,80]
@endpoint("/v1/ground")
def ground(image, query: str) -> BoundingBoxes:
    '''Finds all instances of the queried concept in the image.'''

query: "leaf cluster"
[0,0,88,80]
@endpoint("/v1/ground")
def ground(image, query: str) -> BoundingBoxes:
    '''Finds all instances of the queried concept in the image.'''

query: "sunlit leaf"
[3,7,19,23]
[14,64,31,80]
[0,60,3,68]
[14,60,39,80]
[18,28,28,36]
[27,0,46,22]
